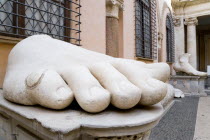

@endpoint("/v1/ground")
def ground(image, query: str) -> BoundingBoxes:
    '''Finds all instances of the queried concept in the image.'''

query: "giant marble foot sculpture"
[3,35,170,113]
[173,53,207,76]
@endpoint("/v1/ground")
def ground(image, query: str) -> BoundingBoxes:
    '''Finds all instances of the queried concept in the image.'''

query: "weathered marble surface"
[3,35,170,113]
[161,84,175,108]
[174,88,185,98]
[173,53,207,76]
[0,91,163,140]
[169,75,207,96]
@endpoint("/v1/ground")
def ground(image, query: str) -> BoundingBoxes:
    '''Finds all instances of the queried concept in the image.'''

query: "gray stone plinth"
[205,76,210,89]
[169,75,207,96]
[0,90,164,140]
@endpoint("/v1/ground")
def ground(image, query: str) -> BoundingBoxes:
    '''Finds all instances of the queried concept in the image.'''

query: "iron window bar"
[0,0,81,46]
[0,10,81,31]
[166,13,175,63]
[135,0,157,59]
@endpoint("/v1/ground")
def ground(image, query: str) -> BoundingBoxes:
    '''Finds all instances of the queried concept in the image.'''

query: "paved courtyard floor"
[150,93,210,140]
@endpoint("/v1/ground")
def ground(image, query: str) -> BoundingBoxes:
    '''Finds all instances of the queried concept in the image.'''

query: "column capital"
[184,17,198,26]
[173,17,181,27]
[106,0,124,19]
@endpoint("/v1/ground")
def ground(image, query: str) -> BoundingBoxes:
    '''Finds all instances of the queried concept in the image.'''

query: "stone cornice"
[0,35,22,44]
[106,0,124,7]
[173,17,182,27]
[172,0,210,8]
[184,17,198,26]
[106,0,124,19]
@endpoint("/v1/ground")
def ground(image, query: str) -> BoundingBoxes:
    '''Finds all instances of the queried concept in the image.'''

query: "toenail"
[26,72,44,88]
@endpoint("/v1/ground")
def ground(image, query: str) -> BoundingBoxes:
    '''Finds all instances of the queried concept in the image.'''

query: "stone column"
[173,16,185,62]
[106,0,123,57]
[184,17,198,69]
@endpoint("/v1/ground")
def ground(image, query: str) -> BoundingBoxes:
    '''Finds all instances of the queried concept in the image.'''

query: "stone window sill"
[0,35,22,44]
[135,56,155,62]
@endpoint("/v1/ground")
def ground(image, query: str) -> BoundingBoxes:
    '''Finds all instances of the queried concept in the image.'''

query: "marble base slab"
[169,76,207,96]
[0,90,165,140]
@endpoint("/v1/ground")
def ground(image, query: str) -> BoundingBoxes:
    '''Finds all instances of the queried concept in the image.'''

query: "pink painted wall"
[80,0,170,64]
[80,0,106,54]
[160,7,171,63]
[80,0,136,59]
[122,0,136,59]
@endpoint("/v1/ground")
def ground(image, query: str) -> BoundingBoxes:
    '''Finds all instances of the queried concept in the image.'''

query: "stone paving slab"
[193,96,210,140]
[150,96,199,140]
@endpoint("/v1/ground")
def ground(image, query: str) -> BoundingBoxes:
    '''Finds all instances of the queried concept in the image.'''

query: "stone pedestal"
[0,91,165,140]
[169,75,207,96]
[205,76,210,89]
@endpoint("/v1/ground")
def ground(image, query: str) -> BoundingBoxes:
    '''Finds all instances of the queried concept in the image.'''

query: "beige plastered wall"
[0,42,15,88]
[80,0,106,54]
[120,0,160,63]
[157,0,173,63]
[120,0,135,59]
[157,0,174,73]
[80,0,137,59]
[80,0,158,63]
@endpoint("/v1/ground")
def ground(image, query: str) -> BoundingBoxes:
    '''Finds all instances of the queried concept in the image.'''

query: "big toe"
[26,69,74,109]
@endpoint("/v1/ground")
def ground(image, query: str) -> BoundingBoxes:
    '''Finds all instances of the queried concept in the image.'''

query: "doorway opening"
[197,15,210,72]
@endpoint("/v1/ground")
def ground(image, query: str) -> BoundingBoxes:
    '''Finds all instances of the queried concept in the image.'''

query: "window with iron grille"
[0,0,81,45]
[135,0,157,59]
[166,13,175,62]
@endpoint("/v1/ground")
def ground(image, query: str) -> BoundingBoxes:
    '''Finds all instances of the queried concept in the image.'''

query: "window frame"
[166,13,175,63]
[0,0,81,45]
[135,0,157,60]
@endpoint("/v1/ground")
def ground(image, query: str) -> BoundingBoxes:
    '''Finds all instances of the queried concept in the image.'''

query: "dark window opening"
[166,14,175,62]
[0,0,81,45]
[135,0,157,59]
[184,24,187,53]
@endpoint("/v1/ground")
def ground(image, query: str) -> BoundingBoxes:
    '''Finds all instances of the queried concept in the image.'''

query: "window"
[135,0,157,59]
[166,14,175,62]
[0,0,81,45]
